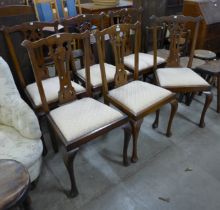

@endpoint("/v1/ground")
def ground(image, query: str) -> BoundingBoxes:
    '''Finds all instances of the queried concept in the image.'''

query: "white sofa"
[0,57,43,182]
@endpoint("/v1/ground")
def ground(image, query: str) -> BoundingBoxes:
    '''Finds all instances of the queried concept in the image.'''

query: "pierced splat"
[48,38,76,105]
[166,20,186,67]
[109,25,130,87]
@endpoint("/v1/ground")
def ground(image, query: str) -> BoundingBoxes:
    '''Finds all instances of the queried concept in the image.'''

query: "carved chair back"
[96,22,141,96]
[109,7,142,25]
[62,13,105,66]
[22,32,91,113]
[152,15,202,69]
[3,21,59,88]
[62,13,105,33]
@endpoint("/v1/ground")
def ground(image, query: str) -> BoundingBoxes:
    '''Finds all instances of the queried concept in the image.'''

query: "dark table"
[195,59,220,113]
[0,159,31,210]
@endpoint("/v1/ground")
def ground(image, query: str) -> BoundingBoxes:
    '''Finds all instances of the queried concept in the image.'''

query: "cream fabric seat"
[124,53,166,71]
[180,56,206,69]
[108,80,172,115]
[148,49,170,60]
[50,97,124,141]
[77,63,130,88]
[156,67,209,87]
[26,77,86,107]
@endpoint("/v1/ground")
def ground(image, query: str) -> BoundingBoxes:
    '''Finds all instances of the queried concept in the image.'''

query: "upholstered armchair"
[0,57,43,182]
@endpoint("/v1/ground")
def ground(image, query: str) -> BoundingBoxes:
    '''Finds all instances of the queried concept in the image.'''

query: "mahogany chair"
[62,13,121,96]
[22,32,131,197]
[152,15,213,128]
[3,21,86,115]
[109,7,167,79]
[109,7,142,25]
[96,22,178,163]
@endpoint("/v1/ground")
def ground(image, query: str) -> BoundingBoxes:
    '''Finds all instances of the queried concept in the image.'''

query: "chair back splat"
[3,21,59,91]
[22,32,91,113]
[109,7,143,25]
[96,22,141,96]
[151,15,202,69]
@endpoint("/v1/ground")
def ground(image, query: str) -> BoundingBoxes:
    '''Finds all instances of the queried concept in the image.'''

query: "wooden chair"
[109,7,142,25]
[33,0,56,22]
[152,15,213,128]
[3,21,86,115]
[62,13,119,96]
[109,8,167,79]
[22,32,131,197]
[96,22,178,163]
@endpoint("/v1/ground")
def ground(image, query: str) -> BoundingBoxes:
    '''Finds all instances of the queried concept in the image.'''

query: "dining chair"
[22,32,131,197]
[33,0,55,22]
[3,21,86,115]
[3,21,87,154]
[96,22,178,164]
[62,13,120,97]
[152,15,213,128]
[109,7,167,80]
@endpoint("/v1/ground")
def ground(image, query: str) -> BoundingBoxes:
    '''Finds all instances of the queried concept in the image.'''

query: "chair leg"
[38,116,48,156]
[185,92,196,106]
[122,124,132,166]
[166,99,178,137]
[47,120,59,153]
[152,109,160,129]
[23,195,31,210]
[130,119,143,163]
[63,149,79,198]
[199,91,213,128]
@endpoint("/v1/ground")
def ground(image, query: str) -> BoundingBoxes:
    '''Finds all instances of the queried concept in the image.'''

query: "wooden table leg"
[217,75,220,113]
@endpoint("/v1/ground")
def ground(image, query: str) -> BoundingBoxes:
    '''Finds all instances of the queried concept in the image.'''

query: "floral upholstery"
[0,125,43,182]
[0,57,43,181]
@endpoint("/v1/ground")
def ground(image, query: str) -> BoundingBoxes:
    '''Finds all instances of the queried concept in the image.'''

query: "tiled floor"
[30,88,220,210]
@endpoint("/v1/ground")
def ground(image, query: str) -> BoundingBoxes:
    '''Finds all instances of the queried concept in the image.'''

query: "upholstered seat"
[148,49,170,60]
[50,97,124,141]
[124,53,166,71]
[109,80,173,115]
[156,67,209,87]
[26,77,86,107]
[180,57,206,69]
[0,125,43,182]
[77,63,130,87]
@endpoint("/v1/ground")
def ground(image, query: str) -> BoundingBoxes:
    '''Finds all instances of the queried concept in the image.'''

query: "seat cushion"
[148,49,170,60]
[109,81,172,115]
[26,76,86,107]
[180,57,206,69]
[77,63,117,88]
[50,98,124,141]
[0,125,43,182]
[156,67,209,87]
[124,53,166,71]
